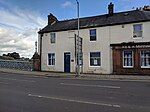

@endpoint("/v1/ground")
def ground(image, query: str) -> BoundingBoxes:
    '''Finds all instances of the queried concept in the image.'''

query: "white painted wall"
[39,31,76,72]
[38,21,150,74]
[110,22,150,44]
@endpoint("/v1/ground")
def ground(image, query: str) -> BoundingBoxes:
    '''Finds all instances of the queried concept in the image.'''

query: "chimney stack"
[108,2,114,16]
[48,13,58,25]
[143,6,150,11]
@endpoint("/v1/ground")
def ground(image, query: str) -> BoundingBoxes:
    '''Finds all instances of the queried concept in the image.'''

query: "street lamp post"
[76,0,80,77]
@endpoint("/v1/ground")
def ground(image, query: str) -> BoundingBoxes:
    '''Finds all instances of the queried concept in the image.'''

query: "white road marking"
[28,93,120,108]
[0,81,9,84]
[60,83,120,89]
[0,77,36,83]
[32,75,48,78]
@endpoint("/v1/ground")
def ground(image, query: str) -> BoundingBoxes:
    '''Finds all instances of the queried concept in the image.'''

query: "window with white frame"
[141,50,150,68]
[50,33,56,43]
[90,52,101,66]
[123,51,133,67]
[133,24,142,38]
[48,53,55,65]
[90,29,96,41]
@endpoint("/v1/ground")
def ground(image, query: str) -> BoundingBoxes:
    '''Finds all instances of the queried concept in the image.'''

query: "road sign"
[75,34,83,65]
[75,34,82,54]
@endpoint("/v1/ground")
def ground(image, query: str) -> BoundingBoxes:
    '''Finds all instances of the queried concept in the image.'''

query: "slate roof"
[38,10,150,34]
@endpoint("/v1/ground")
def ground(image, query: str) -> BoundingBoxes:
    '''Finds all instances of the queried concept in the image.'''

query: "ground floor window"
[48,53,55,65]
[141,50,150,68]
[123,51,133,67]
[90,52,101,66]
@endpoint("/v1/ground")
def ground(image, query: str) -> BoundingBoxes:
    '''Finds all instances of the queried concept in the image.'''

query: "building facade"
[38,3,150,75]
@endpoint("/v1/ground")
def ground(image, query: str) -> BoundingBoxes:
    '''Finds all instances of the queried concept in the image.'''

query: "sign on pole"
[75,34,83,66]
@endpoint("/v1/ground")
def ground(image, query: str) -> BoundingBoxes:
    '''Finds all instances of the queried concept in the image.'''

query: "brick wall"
[112,47,150,75]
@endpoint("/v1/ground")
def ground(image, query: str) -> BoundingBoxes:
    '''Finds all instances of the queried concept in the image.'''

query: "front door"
[64,52,71,73]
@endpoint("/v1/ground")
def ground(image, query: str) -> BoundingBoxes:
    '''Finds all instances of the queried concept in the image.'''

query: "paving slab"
[0,68,150,81]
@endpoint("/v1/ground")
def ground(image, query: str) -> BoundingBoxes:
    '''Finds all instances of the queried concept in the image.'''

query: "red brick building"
[111,42,150,75]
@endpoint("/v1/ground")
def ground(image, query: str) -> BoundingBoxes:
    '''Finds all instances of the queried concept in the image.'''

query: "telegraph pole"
[76,0,80,77]
[35,41,37,53]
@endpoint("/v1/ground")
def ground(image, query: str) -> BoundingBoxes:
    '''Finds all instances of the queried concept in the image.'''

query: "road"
[0,72,150,112]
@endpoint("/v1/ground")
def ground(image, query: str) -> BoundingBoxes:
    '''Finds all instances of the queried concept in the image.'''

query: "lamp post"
[75,0,80,77]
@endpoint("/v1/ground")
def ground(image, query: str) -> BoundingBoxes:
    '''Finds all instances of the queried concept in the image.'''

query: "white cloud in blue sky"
[61,1,75,8]
[0,0,149,58]
[0,1,46,58]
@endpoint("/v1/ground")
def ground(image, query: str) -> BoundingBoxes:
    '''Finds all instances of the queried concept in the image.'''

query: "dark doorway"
[64,52,71,73]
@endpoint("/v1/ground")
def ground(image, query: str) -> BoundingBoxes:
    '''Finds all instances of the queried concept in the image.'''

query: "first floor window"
[141,50,150,68]
[133,24,142,38]
[50,33,56,43]
[48,53,55,65]
[90,52,101,66]
[90,29,96,41]
[123,51,133,67]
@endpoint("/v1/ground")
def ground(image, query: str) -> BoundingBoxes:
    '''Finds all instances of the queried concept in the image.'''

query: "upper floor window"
[48,53,55,65]
[123,51,133,68]
[90,52,101,66]
[50,33,56,43]
[90,29,96,41]
[133,24,142,38]
[141,50,150,68]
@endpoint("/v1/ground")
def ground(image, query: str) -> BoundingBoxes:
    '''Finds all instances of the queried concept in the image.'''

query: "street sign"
[75,34,83,65]
[75,34,82,55]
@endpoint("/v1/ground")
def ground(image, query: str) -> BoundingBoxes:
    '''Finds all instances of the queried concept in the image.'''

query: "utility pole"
[75,0,80,77]
[35,41,37,53]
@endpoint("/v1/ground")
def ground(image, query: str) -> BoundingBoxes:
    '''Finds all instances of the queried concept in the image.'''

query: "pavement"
[0,68,150,81]
[0,72,150,112]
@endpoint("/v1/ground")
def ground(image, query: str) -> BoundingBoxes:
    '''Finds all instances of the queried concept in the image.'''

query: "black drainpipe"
[40,33,43,71]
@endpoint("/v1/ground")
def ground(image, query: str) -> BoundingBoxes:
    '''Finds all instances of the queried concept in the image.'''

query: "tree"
[10,52,20,59]
[3,52,20,59]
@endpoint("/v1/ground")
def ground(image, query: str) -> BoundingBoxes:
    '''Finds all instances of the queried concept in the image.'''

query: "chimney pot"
[143,6,150,11]
[48,13,58,25]
[108,2,114,16]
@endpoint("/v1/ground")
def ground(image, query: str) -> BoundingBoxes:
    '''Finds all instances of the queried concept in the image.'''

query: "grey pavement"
[0,68,150,81]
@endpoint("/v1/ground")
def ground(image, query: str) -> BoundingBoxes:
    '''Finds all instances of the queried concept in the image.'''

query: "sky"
[0,0,149,58]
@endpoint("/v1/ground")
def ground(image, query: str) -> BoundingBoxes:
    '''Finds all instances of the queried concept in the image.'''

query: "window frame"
[133,24,143,38]
[140,50,150,68]
[89,52,101,67]
[48,53,55,66]
[123,50,134,68]
[89,29,97,41]
[50,32,56,44]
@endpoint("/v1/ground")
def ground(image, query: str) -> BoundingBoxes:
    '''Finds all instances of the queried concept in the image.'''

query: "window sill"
[89,40,97,42]
[48,65,55,67]
[141,66,150,69]
[89,65,101,67]
[133,37,143,39]
[123,66,133,68]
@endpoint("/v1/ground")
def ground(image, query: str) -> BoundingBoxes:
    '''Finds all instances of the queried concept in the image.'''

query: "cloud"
[0,27,38,58]
[61,1,74,8]
[0,3,47,58]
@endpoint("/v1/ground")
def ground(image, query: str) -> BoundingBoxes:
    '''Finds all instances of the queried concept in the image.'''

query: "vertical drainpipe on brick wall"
[40,33,43,71]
